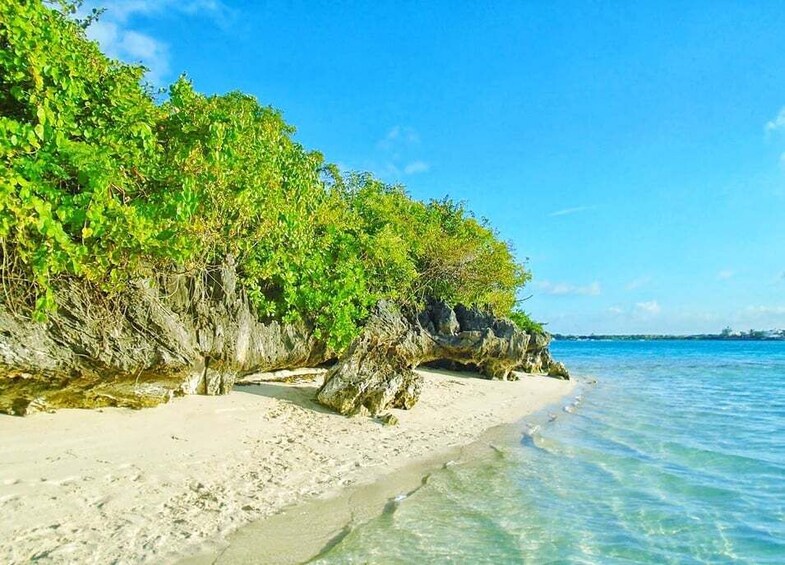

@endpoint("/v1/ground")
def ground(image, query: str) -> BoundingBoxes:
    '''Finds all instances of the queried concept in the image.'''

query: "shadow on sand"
[234,381,335,414]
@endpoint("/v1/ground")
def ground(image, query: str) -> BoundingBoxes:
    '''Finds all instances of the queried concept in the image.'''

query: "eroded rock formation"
[317,300,569,416]
[1,263,568,417]
[0,258,329,415]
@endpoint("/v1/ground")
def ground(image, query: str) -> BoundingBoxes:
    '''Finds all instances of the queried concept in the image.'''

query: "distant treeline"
[0,1,538,350]
[552,331,785,342]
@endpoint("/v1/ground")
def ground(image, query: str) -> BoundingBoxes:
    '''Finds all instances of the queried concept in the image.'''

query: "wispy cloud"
[712,305,785,331]
[625,276,652,291]
[717,269,735,281]
[537,280,601,296]
[86,20,169,83]
[381,163,401,176]
[548,205,596,217]
[606,300,661,318]
[377,126,420,150]
[87,0,228,23]
[766,107,785,133]
[742,305,785,317]
[364,125,429,179]
[81,0,228,84]
[634,300,661,315]
[403,160,429,175]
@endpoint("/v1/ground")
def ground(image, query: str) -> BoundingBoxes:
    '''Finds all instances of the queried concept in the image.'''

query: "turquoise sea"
[314,341,785,564]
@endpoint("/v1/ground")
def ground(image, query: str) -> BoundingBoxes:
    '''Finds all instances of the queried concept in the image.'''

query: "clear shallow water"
[314,341,785,564]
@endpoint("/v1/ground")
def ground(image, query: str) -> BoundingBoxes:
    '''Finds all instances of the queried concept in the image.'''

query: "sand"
[0,369,575,564]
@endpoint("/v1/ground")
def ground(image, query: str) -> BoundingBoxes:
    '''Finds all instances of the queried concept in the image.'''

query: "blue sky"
[83,0,785,334]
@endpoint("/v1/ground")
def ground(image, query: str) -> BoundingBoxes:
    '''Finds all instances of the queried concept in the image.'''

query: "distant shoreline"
[552,334,785,342]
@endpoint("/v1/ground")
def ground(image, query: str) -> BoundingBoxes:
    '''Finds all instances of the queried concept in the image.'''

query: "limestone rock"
[0,262,569,417]
[0,258,330,415]
[418,298,459,335]
[547,360,570,380]
[317,300,568,416]
[378,413,399,426]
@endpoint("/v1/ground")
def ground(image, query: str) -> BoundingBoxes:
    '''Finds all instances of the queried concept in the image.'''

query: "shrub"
[0,0,539,348]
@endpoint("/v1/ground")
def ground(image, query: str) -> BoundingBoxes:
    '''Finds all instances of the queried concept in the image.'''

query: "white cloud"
[538,280,601,296]
[85,20,119,56]
[634,300,661,315]
[742,305,785,317]
[766,107,785,133]
[717,269,735,280]
[87,0,226,23]
[608,306,624,315]
[403,160,429,175]
[722,305,785,331]
[175,0,225,16]
[382,163,401,176]
[548,206,596,217]
[383,126,400,142]
[122,30,164,60]
[86,22,169,83]
[378,126,420,150]
[81,0,227,84]
[367,125,427,179]
[625,276,651,290]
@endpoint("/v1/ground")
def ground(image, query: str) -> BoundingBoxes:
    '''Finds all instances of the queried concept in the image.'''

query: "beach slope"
[0,369,574,564]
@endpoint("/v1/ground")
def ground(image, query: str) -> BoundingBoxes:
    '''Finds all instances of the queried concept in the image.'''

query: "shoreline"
[182,397,578,565]
[0,369,575,564]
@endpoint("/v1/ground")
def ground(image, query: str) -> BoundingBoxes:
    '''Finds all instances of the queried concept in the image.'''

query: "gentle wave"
[314,341,785,564]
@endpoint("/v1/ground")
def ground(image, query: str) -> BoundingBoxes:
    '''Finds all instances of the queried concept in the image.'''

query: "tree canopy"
[0,1,536,350]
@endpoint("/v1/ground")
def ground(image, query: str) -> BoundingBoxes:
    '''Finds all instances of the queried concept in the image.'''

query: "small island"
[552,328,785,341]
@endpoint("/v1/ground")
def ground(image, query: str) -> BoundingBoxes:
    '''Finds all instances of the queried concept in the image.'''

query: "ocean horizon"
[311,340,785,564]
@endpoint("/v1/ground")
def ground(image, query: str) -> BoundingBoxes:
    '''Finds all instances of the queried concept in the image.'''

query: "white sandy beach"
[0,369,575,564]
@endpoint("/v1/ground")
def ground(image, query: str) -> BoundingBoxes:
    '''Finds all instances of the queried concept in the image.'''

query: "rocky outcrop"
[0,258,329,415]
[317,300,568,416]
[1,264,568,417]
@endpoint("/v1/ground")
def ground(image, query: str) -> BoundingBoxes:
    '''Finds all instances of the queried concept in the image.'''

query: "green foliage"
[0,0,178,317]
[0,0,539,348]
[509,310,546,334]
[338,175,530,314]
